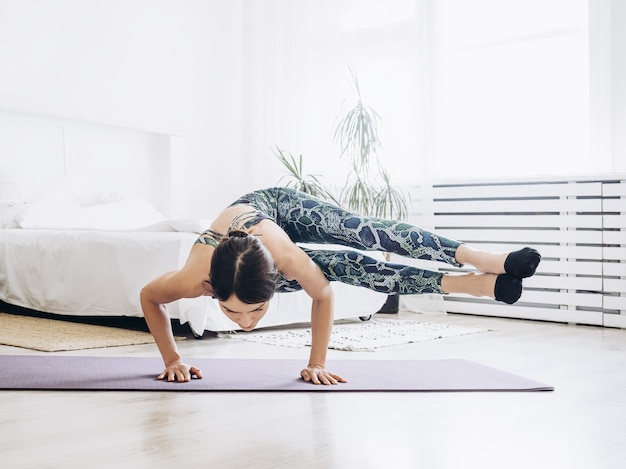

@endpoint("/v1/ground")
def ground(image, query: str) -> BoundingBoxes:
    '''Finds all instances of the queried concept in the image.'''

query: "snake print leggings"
[230,187,462,295]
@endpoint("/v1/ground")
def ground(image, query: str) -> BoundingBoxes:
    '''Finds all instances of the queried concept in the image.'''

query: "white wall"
[1,1,625,217]
[612,0,626,171]
[0,0,248,217]
[237,0,426,193]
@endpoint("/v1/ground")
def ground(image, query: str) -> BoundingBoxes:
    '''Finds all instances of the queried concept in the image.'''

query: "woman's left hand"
[300,365,347,385]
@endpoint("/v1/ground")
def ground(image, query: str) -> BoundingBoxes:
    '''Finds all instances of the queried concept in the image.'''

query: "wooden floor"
[1,311,625,469]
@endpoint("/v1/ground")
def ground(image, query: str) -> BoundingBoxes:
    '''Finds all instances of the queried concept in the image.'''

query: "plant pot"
[376,294,399,314]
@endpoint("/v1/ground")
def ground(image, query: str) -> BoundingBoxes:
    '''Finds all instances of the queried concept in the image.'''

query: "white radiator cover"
[407,175,625,328]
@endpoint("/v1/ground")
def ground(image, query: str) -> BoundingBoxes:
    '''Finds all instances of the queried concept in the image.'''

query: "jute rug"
[218,318,490,351]
[0,312,171,352]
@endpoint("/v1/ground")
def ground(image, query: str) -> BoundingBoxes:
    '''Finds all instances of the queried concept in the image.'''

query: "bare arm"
[308,281,335,368]
[285,251,345,385]
[140,245,211,382]
[260,222,345,385]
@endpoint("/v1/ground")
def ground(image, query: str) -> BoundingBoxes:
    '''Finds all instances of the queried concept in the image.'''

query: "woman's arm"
[140,245,210,382]
[307,281,337,376]
[286,250,346,385]
[261,223,346,385]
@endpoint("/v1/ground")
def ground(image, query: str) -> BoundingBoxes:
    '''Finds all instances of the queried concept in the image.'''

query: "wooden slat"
[603,231,626,244]
[604,263,626,276]
[448,290,602,308]
[604,215,626,229]
[603,313,626,328]
[603,182,626,196]
[603,199,625,212]
[525,276,603,291]
[442,300,604,326]
[603,247,626,261]
[604,278,626,293]
[433,198,601,214]
[523,260,603,276]
[435,214,603,229]
[433,182,603,199]
[604,296,626,310]
[524,290,603,308]
[472,243,603,261]
[437,228,603,245]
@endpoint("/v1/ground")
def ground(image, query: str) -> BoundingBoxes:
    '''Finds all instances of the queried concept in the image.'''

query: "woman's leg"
[455,244,541,278]
[455,245,507,274]
[274,188,462,267]
[275,188,541,276]
[302,248,521,303]
[271,188,538,303]
[303,248,445,295]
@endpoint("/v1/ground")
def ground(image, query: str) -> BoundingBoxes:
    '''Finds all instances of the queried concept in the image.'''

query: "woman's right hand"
[156,360,203,382]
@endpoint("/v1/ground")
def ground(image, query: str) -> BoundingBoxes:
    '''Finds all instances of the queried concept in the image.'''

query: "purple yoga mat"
[0,356,553,392]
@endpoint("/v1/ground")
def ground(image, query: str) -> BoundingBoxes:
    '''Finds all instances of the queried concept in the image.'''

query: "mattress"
[0,228,387,334]
[0,190,387,334]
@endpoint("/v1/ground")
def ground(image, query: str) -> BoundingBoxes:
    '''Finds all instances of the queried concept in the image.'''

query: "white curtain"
[239,0,426,193]
[240,0,616,188]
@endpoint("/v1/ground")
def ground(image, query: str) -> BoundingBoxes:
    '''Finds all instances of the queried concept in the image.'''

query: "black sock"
[504,247,541,278]
[494,274,522,304]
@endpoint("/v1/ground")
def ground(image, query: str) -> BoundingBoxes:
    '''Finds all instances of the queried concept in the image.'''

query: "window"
[430,0,593,179]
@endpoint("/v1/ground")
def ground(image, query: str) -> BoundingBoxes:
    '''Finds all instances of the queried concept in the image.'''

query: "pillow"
[17,194,167,230]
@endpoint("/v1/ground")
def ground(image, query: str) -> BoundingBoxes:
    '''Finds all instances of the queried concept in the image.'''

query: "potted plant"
[333,68,408,312]
[275,68,410,313]
[333,68,408,220]
[273,147,339,204]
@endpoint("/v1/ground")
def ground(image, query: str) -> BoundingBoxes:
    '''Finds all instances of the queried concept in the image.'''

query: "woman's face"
[218,295,270,331]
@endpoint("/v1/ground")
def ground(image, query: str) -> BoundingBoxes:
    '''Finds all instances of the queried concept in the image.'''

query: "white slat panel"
[433,182,602,199]
[428,176,626,327]
[473,243,603,261]
[603,182,626,196]
[604,263,626,276]
[523,291,602,308]
[437,229,603,244]
[603,247,626,261]
[604,215,626,229]
[603,232,626,244]
[524,276,603,291]
[604,278,626,293]
[604,313,626,328]
[433,198,601,213]
[435,215,603,229]
[604,296,626,310]
[448,290,601,308]
[442,300,603,325]
[603,199,625,212]
[533,260,603,276]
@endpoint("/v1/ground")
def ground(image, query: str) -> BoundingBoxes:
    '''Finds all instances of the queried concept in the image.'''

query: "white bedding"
[0,193,387,334]
[0,228,387,334]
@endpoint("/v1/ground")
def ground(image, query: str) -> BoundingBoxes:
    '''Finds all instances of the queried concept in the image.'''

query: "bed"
[0,109,387,335]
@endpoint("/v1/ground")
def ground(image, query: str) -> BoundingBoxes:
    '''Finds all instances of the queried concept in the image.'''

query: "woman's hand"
[300,364,347,385]
[157,360,203,382]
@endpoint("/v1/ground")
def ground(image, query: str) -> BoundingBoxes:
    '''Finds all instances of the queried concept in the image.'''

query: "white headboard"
[0,108,180,216]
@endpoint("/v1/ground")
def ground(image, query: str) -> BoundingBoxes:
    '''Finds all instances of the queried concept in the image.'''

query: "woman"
[140,187,540,385]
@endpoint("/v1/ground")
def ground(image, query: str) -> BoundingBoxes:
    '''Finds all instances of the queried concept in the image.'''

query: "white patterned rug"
[217,318,490,351]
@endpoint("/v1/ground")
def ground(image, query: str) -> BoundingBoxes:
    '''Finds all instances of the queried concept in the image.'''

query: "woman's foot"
[441,272,522,304]
[494,274,523,304]
[504,247,541,278]
[455,245,541,278]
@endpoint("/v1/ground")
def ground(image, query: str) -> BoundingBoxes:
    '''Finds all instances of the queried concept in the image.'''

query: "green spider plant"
[334,68,408,221]
[274,147,339,204]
